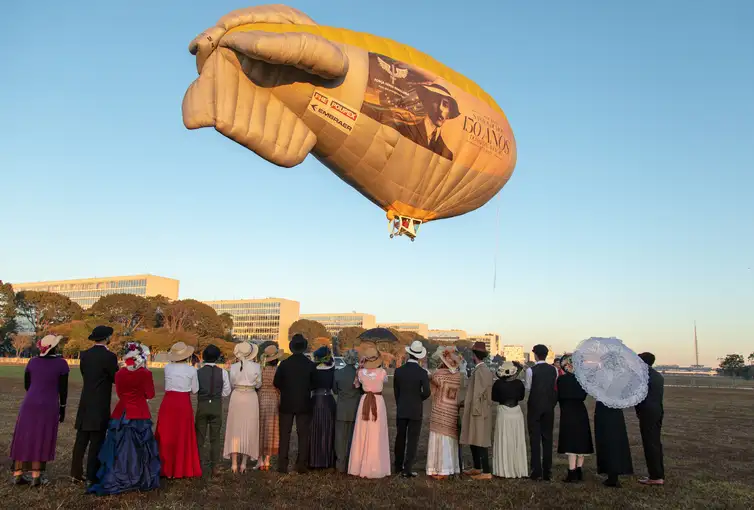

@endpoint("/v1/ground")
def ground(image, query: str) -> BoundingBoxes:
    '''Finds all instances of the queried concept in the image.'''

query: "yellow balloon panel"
[183,5,517,224]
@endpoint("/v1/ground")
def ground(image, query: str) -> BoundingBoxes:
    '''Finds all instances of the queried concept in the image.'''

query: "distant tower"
[694,321,700,367]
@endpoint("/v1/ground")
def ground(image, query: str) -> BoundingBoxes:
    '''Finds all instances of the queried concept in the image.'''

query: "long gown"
[595,401,633,476]
[258,365,280,457]
[309,368,336,468]
[347,368,391,479]
[223,360,262,460]
[557,373,594,455]
[426,368,462,476]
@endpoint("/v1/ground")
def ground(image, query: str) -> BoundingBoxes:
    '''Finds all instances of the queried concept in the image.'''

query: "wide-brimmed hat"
[289,334,308,354]
[496,361,517,379]
[88,325,114,341]
[168,341,195,362]
[260,344,282,365]
[234,341,258,361]
[37,335,63,357]
[438,347,462,371]
[417,83,460,119]
[405,340,427,360]
[361,345,383,369]
[313,346,333,366]
[471,342,488,356]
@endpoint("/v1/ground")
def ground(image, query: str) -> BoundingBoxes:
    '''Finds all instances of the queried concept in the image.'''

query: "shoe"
[603,477,621,488]
[529,472,543,481]
[639,477,664,486]
[70,475,86,484]
[401,471,418,478]
[13,474,31,486]
[471,473,493,481]
[429,475,448,480]
[463,468,482,476]
[563,469,578,483]
[576,467,583,481]
[543,473,552,481]
[31,476,50,487]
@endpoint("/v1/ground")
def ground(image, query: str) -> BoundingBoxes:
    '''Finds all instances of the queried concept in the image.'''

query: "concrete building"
[468,333,501,357]
[502,345,525,363]
[428,329,468,343]
[300,313,376,337]
[546,345,555,364]
[204,298,300,350]
[377,322,429,338]
[12,274,179,309]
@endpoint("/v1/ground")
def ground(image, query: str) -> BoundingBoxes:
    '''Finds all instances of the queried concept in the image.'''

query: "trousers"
[639,411,665,480]
[334,420,356,473]
[394,419,422,474]
[278,412,311,473]
[470,445,490,473]
[71,429,106,481]
[195,399,223,467]
[527,407,554,477]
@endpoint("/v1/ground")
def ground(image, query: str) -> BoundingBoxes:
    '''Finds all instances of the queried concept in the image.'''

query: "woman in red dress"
[155,342,202,478]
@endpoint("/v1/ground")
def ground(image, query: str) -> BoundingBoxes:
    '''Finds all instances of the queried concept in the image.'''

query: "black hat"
[638,352,655,367]
[89,325,114,341]
[289,334,308,354]
[203,344,221,363]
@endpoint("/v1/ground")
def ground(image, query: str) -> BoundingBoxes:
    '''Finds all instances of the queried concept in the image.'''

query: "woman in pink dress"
[348,346,391,479]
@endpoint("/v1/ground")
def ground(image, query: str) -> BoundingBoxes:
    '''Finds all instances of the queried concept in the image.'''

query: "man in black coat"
[636,352,665,485]
[71,325,119,485]
[393,341,431,477]
[525,344,559,481]
[273,334,316,474]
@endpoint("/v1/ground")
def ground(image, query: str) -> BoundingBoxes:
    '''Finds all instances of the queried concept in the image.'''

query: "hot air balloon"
[183,5,517,241]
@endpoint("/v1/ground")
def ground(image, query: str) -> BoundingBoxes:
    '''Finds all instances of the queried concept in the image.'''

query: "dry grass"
[1,366,753,509]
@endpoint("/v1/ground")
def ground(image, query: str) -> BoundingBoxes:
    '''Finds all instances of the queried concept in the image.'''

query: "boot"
[576,467,583,481]
[563,469,578,483]
[603,474,621,488]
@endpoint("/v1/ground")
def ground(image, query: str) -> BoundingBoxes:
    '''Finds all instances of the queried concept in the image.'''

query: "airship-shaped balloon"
[183,5,517,241]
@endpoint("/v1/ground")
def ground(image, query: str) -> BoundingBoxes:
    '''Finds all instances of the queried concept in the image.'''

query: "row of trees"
[718,353,754,379]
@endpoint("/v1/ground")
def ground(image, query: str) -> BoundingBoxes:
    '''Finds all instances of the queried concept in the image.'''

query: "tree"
[11,333,31,358]
[719,354,746,377]
[15,291,83,337]
[335,326,366,352]
[288,319,330,345]
[161,299,223,338]
[748,353,754,365]
[90,294,154,336]
[147,295,172,328]
[218,313,234,341]
[0,280,16,330]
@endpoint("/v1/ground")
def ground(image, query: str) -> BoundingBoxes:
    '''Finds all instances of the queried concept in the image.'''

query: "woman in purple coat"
[9,335,69,487]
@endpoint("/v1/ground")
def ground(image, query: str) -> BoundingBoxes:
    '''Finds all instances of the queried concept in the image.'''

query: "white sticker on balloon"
[308,89,358,135]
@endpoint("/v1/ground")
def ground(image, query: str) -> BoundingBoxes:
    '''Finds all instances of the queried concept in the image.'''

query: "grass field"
[1,366,753,509]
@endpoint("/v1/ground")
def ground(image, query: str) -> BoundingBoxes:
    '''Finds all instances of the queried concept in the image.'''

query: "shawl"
[429,368,462,438]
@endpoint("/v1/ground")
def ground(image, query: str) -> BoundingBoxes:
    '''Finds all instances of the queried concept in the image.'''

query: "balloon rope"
[493,193,501,291]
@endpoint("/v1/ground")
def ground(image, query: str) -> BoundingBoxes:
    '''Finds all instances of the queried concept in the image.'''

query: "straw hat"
[234,341,258,361]
[439,347,462,371]
[260,344,282,365]
[496,361,517,379]
[405,340,427,360]
[361,345,383,369]
[168,341,195,362]
[37,335,63,357]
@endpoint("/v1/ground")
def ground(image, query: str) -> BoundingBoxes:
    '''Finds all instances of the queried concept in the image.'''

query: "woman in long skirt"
[88,342,160,495]
[223,341,262,473]
[155,341,202,479]
[348,346,391,479]
[426,346,463,479]
[595,401,633,487]
[9,335,69,487]
[557,354,594,483]
[257,343,282,471]
[491,361,528,478]
[309,346,336,469]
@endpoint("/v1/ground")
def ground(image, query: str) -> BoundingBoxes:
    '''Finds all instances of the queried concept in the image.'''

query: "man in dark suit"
[396,82,459,161]
[636,352,665,485]
[393,340,431,477]
[332,349,362,473]
[274,334,316,474]
[525,344,559,481]
[71,325,119,486]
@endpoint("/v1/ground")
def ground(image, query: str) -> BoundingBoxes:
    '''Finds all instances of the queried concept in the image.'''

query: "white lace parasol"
[572,337,649,409]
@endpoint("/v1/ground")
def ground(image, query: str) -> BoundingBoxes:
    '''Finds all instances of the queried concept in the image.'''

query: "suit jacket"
[333,364,362,422]
[111,367,155,420]
[273,353,316,414]
[396,120,454,161]
[75,345,119,431]
[393,361,431,421]
[636,367,664,419]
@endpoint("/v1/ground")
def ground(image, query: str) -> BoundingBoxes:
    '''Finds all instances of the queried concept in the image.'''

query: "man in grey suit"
[332,349,362,473]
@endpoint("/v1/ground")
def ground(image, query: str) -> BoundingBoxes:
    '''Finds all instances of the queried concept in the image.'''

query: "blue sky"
[1,1,752,365]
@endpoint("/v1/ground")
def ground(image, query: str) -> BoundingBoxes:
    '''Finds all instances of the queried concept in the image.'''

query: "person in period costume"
[87,342,160,495]
[257,343,282,471]
[348,346,391,479]
[72,326,119,487]
[635,352,665,486]
[459,342,494,481]
[426,346,463,479]
[595,401,633,488]
[394,340,431,478]
[155,341,202,479]
[525,344,559,481]
[274,334,316,474]
[332,349,361,473]
[195,345,231,476]
[556,354,594,483]
[10,335,69,487]
[309,346,337,469]
[491,361,528,479]
[224,341,262,473]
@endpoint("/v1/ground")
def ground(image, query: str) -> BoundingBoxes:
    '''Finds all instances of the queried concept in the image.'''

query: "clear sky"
[1,1,752,366]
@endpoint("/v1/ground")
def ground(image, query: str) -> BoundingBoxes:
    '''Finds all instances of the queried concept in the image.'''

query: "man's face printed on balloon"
[427,94,451,128]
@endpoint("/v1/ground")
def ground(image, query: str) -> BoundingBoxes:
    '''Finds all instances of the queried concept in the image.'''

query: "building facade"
[501,345,525,363]
[377,322,429,338]
[428,329,468,344]
[300,313,376,337]
[12,274,179,309]
[468,333,501,357]
[204,298,300,350]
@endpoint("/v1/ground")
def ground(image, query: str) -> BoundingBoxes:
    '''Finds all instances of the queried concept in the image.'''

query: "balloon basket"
[388,216,422,242]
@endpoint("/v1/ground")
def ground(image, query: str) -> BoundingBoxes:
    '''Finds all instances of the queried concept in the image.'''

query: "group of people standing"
[8,329,665,494]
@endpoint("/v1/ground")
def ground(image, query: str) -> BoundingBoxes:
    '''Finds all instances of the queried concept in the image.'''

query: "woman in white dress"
[491,361,528,478]
[223,342,262,473]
